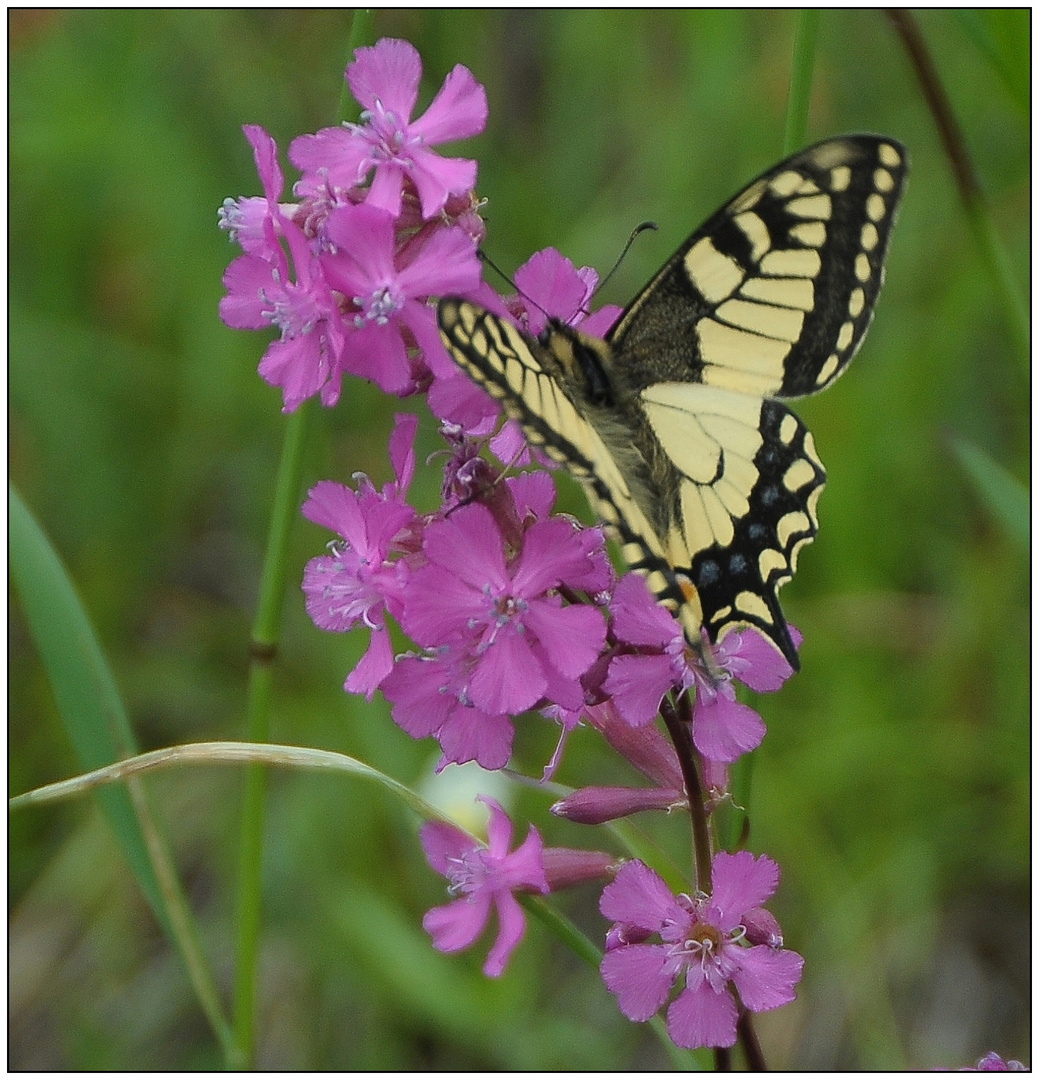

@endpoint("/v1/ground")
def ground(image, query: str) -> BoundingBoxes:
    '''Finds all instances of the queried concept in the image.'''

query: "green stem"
[229,15,380,1063]
[230,401,312,1069]
[783,10,819,155]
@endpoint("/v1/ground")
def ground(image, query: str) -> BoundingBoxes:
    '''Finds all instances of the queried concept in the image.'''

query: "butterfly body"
[438,136,907,670]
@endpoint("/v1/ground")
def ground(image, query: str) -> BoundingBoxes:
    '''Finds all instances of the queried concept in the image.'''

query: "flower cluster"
[219,38,486,412]
[221,35,805,1053]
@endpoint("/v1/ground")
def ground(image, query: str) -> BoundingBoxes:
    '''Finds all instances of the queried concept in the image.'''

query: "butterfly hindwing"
[437,135,906,669]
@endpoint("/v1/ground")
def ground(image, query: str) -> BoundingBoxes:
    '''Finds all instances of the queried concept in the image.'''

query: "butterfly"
[437,135,907,671]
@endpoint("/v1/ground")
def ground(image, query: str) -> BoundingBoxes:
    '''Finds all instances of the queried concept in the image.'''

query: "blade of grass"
[948,436,1029,548]
[783,9,819,155]
[887,9,1029,369]
[9,483,233,1056]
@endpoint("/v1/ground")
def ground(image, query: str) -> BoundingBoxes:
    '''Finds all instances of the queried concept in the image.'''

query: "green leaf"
[9,483,169,919]
[949,437,1029,548]
[9,483,234,1055]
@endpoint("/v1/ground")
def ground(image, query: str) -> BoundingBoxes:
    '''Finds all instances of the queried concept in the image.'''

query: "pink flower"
[401,497,609,717]
[421,797,548,977]
[290,38,488,220]
[383,474,611,771]
[604,574,799,763]
[600,855,804,1050]
[301,414,418,697]
[319,201,481,395]
[220,125,349,411]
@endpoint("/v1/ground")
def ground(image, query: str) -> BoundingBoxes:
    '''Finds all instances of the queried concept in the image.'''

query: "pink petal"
[599,860,682,930]
[483,890,527,977]
[730,944,803,1012]
[511,518,593,596]
[347,38,421,119]
[420,819,475,876]
[220,254,276,329]
[423,893,491,953]
[469,628,546,715]
[600,944,674,1022]
[506,471,557,522]
[610,573,681,648]
[437,701,514,771]
[410,63,488,144]
[289,126,369,187]
[302,481,366,546]
[708,851,780,929]
[514,249,590,329]
[720,626,799,692]
[401,564,485,646]
[523,600,605,680]
[422,504,509,591]
[301,554,357,632]
[410,150,478,219]
[488,418,530,464]
[502,826,548,893]
[388,412,418,493]
[480,797,514,857]
[604,653,674,727]
[343,625,394,700]
[322,203,398,291]
[580,304,623,338]
[691,692,766,763]
[381,656,454,739]
[243,124,283,203]
[257,332,331,413]
[365,160,406,217]
[396,224,481,299]
[427,368,499,428]
[666,982,739,1050]
[339,321,413,396]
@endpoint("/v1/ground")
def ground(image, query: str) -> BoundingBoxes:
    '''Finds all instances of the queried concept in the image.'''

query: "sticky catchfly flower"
[301,413,418,697]
[290,37,488,220]
[600,854,803,1050]
[421,797,548,977]
[319,201,481,394]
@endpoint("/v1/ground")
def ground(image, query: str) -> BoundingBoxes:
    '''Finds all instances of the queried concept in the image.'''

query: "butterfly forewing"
[608,136,908,399]
[436,299,692,619]
[436,135,906,670]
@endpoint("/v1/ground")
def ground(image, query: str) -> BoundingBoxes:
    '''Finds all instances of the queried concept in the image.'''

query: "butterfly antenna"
[594,220,658,299]
[477,249,553,325]
[477,248,516,292]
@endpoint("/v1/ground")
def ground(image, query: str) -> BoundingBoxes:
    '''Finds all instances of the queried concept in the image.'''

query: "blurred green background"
[9,9,1029,1070]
